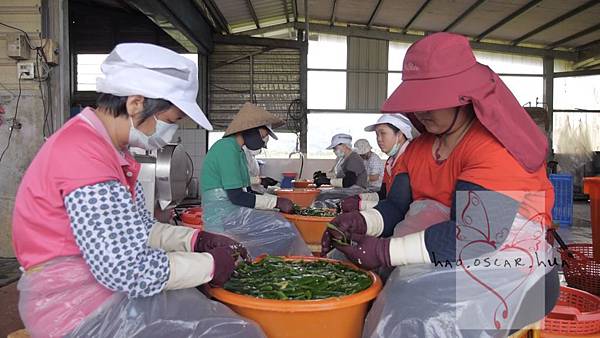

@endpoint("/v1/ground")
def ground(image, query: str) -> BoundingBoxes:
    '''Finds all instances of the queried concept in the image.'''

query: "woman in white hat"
[353,139,384,191]
[12,43,263,337]
[201,102,310,257]
[341,114,418,212]
[313,133,368,189]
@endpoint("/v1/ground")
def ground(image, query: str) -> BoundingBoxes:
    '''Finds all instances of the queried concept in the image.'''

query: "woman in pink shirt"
[12,43,264,338]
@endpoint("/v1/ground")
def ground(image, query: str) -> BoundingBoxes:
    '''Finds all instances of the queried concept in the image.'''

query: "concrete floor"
[0,201,595,336]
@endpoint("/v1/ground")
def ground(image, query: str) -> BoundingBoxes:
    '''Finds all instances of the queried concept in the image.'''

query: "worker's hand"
[276,197,294,213]
[313,171,327,180]
[194,231,249,262]
[260,177,278,188]
[334,233,391,270]
[341,195,361,212]
[320,211,367,256]
[314,176,331,187]
[207,246,237,287]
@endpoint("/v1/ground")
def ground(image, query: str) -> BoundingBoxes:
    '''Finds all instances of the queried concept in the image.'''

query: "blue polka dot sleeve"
[64,180,170,298]
[133,181,157,229]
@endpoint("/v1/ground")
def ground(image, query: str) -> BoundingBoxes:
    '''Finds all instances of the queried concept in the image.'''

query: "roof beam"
[443,0,487,32]
[367,0,384,29]
[126,0,214,53]
[292,0,298,22]
[202,0,230,34]
[577,38,600,51]
[512,0,600,45]
[245,0,260,28]
[329,0,337,27]
[237,22,295,36]
[402,0,432,33]
[475,0,543,42]
[546,22,600,49]
[213,33,304,50]
[281,0,290,23]
[299,23,577,60]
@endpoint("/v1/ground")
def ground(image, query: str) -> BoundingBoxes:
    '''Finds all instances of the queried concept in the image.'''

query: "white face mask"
[243,145,262,156]
[128,116,178,151]
[334,148,345,158]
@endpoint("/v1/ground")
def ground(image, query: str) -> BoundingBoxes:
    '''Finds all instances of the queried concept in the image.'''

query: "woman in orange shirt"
[322,33,559,337]
[340,114,418,212]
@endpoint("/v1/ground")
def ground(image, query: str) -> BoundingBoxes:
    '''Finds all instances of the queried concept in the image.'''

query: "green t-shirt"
[201,136,251,192]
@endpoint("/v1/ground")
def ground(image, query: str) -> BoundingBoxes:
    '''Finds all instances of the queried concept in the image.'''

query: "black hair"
[96,93,173,125]
[385,123,401,133]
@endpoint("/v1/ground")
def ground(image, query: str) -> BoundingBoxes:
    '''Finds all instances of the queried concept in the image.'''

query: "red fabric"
[382,153,404,195]
[382,32,547,173]
[398,120,554,223]
[12,108,140,269]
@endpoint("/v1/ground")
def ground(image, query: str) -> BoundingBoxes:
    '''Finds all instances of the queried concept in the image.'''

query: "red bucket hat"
[382,32,547,173]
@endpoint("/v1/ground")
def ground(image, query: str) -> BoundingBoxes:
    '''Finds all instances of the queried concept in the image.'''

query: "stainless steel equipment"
[135,143,194,220]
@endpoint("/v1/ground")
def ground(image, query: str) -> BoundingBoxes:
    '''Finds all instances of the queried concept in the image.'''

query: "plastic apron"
[363,192,559,337]
[202,188,311,257]
[18,256,265,338]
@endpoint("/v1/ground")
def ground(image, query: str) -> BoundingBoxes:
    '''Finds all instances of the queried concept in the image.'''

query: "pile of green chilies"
[223,256,372,300]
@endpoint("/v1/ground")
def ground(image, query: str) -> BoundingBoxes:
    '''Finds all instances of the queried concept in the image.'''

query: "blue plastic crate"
[550,174,573,226]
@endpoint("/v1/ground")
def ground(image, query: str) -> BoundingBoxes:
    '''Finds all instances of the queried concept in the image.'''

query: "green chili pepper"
[223,256,372,300]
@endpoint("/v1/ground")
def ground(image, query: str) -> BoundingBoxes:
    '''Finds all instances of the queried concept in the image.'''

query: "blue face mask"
[386,143,400,157]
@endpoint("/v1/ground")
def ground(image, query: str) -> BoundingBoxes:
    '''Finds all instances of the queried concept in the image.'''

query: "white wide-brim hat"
[364,114,418,140]
[96,43,212,130]
[326,133,353,150]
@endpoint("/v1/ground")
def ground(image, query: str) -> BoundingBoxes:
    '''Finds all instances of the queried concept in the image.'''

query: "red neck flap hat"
[382,32,547,173]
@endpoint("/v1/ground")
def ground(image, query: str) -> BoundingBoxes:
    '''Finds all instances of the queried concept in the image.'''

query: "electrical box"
[7,32,31,60]
[17,62,35,80]
[41,38,59,65]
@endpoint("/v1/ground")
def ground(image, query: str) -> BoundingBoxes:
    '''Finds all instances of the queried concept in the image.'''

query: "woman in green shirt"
[201,102,311,257]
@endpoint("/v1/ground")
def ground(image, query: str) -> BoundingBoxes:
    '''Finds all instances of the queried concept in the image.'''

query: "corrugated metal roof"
[208,0,600,52]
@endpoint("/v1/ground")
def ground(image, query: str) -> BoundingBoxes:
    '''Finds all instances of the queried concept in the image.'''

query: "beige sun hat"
[223,102,284,139]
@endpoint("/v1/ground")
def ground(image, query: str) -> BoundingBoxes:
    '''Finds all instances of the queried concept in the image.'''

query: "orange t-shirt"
[398,120,554,222]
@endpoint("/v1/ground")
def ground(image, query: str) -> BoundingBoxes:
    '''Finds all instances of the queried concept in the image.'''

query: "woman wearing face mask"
[12,44,264,337]
[322,33,558,337]
[243,143,278,193]
[341,114,417,212]
[200,102,310,257]
[313,133,368,189]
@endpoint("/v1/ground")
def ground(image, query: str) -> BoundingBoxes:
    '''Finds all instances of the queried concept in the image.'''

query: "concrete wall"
[0,0,44,256]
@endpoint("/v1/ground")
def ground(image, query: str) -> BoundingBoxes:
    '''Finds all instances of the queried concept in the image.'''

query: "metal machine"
[135,143,194,222]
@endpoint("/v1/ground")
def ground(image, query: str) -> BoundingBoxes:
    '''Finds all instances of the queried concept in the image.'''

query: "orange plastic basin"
[275,188,320,207]
[282,213,333,252]
[209,256,382,338]
[292,179,315,189]
[180,207,203,230]
[583,177,600,260]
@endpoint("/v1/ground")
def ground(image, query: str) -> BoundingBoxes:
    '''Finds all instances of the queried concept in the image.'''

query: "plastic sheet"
[556,117,595,174]
[313,186,367,209]
[363,213,559,338]
[18,256,265,338]
[202,188,311,257]
[67,287,265,338]
[393,199,450,237]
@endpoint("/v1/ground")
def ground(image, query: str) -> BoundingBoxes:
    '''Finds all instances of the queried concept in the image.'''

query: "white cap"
[96,43,212,130]
[354,139,372,155]
[364,114,418,140]
[326,133,353,150]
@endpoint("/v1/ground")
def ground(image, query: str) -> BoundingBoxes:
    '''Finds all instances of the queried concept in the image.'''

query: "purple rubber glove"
[341,195,361,213]
[194,231,249,262]
[334,233,391,270]
[320,211,367,256]
[276,197,294,214]
[207,246,237,287]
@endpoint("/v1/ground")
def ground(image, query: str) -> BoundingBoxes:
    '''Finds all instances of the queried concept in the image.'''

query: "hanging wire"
[0,74,23,163]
